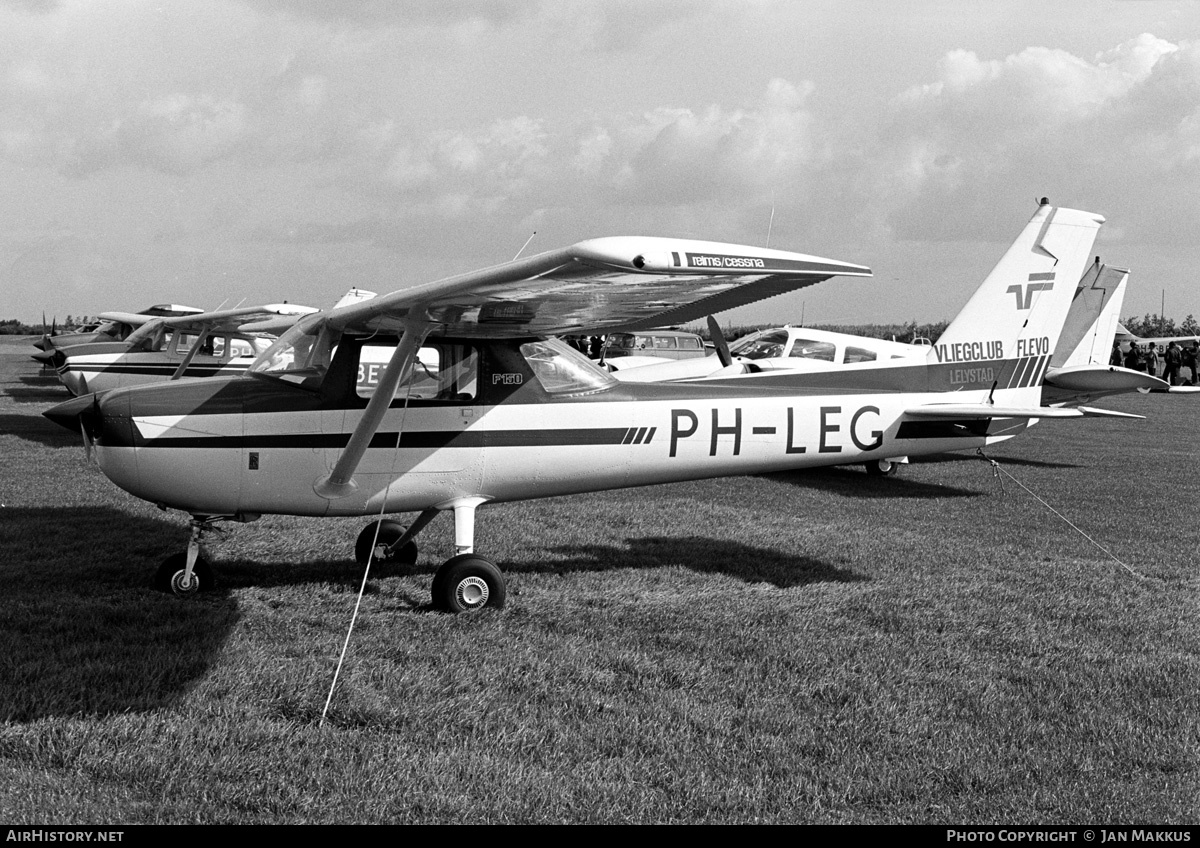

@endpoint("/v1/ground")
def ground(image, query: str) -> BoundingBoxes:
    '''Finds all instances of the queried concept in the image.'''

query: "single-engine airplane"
[32,304,204,365]
[47,200,1127,613]
[53,289,377,396]
[55,305,317,397]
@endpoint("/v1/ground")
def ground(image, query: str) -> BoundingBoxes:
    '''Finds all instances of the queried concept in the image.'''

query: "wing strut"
[315,320,432,500]
[170,326,212,380]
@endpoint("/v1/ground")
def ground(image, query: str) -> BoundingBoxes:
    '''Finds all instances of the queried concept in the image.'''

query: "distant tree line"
[1119,313,1200,338]
[0,316,100,335]
[699,314,1200,344]
[695,320,952,344]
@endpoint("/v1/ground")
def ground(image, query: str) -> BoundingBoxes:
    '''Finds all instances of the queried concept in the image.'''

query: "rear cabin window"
[652,336,677,349]
[843,346,877,363]
[677,336,703,350]
[355,342,479,401]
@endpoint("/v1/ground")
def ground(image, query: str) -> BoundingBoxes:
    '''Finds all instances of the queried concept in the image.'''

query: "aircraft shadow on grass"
[0,506,239,723]
[6,376,68,404]
[758,465,986,499]
[0,413,83,448]
[518,536,865,588]
[911,453,1081,471]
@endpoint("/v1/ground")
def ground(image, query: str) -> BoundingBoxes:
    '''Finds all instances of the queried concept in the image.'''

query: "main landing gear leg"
[154,515,218,596]
[430,497,506,614]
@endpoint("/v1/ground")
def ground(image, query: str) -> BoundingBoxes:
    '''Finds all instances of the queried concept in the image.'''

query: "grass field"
[0,335,1196,824]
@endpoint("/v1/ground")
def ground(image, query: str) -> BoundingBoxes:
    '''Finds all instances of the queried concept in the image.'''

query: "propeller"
[707,315,733,368]
[43,393,100,462]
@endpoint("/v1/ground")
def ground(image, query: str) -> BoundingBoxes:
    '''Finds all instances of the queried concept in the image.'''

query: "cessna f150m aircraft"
[47,200,1126,612]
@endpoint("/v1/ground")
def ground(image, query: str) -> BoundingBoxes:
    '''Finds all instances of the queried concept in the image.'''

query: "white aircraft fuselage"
[67,335,1026,519]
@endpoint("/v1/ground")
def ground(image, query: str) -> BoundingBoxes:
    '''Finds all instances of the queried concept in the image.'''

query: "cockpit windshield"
[248,317,338,389]
[521,338,616,395]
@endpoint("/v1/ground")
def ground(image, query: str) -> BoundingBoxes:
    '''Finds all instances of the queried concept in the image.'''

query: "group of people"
[1113,339,1200,385]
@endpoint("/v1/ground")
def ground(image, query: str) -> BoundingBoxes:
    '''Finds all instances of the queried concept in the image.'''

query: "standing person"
[1111,341,1123,367]
[1189,343,1200,385]
[1125,342,1142,372]
[1145,342,1160,377]
[1164,341,1182,386]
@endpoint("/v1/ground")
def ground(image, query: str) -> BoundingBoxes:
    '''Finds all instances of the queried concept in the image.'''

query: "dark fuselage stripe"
[126,427,634,450]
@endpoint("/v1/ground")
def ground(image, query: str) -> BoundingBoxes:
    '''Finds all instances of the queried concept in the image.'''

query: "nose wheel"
[153,515,229,596]
[155,552,214,596]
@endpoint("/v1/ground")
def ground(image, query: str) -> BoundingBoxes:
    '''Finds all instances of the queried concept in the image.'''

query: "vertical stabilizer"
[1053,264,1128,369]
[928,201,1105,404]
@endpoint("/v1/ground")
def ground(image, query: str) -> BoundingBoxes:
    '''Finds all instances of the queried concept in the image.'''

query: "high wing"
[317,237,871,338]
[97,304,206,326]
[123,303,318,347]
[297,236,869,498]
[97,311,171,328]
[240,288,379,335]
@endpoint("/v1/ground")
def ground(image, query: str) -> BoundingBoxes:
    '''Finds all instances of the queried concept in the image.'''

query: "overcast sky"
[4,0,1200,328]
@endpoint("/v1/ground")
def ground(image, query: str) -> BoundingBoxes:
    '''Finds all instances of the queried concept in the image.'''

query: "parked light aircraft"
[613,256,1151,474]
[32,304,204,365]
[1114,323,1200,351]
[51,290,377,397]
[54,304,315,397]
[46,200,1129,612]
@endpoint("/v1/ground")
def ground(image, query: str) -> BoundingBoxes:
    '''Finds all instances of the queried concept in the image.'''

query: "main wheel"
[355,520,418,565]
[431,555,506,613]
[154,553,215,596]
[865,458,899,477]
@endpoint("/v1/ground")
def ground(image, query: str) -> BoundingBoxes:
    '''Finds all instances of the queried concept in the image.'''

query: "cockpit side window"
[787,338,836,362]
[355,342,479,401]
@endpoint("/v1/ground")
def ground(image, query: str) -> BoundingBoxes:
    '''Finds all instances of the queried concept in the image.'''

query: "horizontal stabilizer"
[904,404,1084,419]
[1044,365,1167,393]
[1075,406,1146,419]
[905,403,1143,420]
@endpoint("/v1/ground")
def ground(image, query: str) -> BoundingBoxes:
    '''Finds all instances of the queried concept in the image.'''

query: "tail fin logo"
[1007,272,1056,310]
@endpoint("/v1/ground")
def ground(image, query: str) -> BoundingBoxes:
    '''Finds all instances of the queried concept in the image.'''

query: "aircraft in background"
[1113,323,1200,351]
[611,324,927,383]
[47,200,1130,613]
[54,304,316,397]
[53,290,376,397]
[613,256,1150,474]
[32,304,204,366]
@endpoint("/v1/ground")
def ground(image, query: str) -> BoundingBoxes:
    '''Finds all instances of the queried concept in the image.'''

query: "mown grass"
[0,336,1196,823]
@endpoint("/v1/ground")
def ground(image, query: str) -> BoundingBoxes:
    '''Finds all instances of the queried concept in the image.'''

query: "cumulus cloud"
[371,77,819,229]
[877,34,1200,243]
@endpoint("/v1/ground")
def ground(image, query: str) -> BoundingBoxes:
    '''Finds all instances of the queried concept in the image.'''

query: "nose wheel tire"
[355,520,418,566]
[154,553,214,596]
[431,555,506,613]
